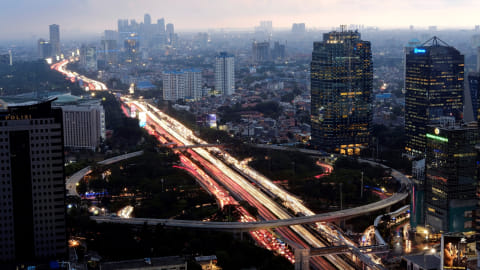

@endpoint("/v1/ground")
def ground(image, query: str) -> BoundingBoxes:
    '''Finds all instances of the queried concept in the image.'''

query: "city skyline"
[2,0,480,41]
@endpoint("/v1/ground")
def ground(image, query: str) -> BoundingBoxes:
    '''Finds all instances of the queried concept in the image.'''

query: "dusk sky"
[2,0,480,40]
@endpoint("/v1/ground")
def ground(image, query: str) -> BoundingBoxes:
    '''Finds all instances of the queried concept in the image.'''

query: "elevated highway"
[66,151,144,196]
[91,192,408,231]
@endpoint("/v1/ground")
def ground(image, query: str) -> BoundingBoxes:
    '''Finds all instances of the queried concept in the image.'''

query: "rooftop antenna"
[422,36,450,47]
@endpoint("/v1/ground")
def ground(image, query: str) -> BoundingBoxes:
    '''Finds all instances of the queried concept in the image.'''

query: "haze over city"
[1,0,480,269]
[2,0,480,40]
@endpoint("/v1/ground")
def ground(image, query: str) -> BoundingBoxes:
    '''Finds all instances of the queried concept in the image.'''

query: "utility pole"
[340,183,343,210]
[361,171,364,199]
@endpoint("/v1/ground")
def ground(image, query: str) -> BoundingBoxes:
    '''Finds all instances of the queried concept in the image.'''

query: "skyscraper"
[124,33,139,64]
[144,13,151,25]
[166,23,175,45]
[79,45,97,71]
[215,52,235,96]
[37,39,51,59]
[404,37,464,156]
[292,23,306,34]
[0,98,67,264]
[310,27,373,155]
[467,72,480,121]
[49,24,60,57]
[252,41,270,63]
[425,123,478,232]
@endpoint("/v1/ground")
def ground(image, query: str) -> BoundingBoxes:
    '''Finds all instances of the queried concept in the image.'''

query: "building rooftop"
[403,254,440,270]
[101,256,186,270]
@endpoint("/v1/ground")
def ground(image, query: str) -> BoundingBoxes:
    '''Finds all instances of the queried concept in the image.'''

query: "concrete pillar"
[294,248,310,270]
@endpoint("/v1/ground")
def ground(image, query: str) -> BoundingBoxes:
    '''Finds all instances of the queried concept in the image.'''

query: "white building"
[59,100,105,150]
[214,52,235,96]
[163,69,202,101]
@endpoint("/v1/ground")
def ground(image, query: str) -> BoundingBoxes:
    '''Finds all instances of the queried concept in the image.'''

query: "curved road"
[91,192,407,231]
[66,151,144,196]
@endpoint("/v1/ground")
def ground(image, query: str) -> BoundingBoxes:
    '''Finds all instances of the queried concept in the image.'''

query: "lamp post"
[360,171,364,199]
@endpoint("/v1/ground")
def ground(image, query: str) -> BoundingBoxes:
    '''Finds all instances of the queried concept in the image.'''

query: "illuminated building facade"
[0,99,67,264]
[425,124,478,233]
[310,28,372,155]
[405,37,464,156]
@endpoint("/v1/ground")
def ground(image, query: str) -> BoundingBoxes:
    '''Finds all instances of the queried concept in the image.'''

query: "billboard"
[441,235,467,270]
[130,105,137,118]
[207,114,217,128]
[138,111,147,127]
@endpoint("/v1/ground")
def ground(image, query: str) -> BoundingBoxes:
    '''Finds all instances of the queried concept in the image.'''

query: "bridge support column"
[294,248,310,270]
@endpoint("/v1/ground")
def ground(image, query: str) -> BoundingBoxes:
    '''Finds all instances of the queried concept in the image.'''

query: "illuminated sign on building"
[426,133,448,142]
[138,111,147,127]
[414,48,426,54]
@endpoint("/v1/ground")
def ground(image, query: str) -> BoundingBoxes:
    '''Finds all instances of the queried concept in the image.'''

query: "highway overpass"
[92,192,408,231]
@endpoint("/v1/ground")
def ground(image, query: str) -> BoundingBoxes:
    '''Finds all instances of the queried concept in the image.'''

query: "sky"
[1,0,479,40]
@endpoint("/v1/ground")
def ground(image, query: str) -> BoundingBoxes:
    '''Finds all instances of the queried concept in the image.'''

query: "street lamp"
[360,171,364,199]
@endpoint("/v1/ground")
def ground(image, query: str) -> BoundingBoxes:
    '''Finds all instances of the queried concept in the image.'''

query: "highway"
[51,59,108,91]
[128,100,349,269]
[92,192,407,230]
[55,60,399,269]
[126,100,398,269]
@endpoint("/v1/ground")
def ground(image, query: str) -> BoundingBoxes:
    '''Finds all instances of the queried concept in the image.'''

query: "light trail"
[128,100,352,270]
[127,105,295,263]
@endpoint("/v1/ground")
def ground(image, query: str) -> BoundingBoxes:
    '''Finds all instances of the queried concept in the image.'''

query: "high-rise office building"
[124,33,139,64]
[310,27,373,155]
[252,41,270,63]
[271,41,285,61]
[162,69,202,101]
[152,18,166,48]
[292,23,306,34]
[37,39,51,59]
[405,37,464,156]
[215,52,235,96]
[0,98,67,264]
[101,40,118,65]
[477,47,480,72]
[166,23,175,45]
[255,21,273,36]
[79,45,97,71]
[144,13,151,25]
[467,72,480,121]
[49,24,60,57]
[425,123,478,232]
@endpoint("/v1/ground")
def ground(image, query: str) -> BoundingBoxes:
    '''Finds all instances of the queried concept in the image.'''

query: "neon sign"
[414,48,426,54]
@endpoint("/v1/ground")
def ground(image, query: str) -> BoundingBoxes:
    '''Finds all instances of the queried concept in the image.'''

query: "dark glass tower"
[404,37,464,156]
[0,99,67,265]
[310,28,372,155]
[425,124,478,233]
[468,72,480,121]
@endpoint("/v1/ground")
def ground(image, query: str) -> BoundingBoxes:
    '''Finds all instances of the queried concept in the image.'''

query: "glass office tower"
[310,27,372,155]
